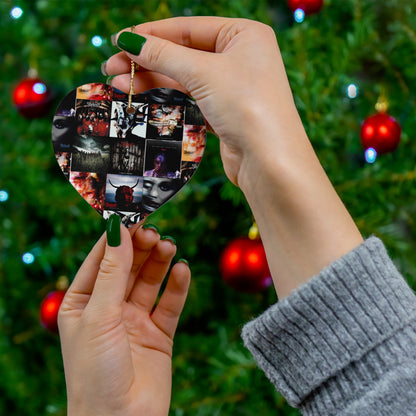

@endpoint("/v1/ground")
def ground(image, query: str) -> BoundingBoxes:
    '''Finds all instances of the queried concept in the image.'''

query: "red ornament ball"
[360,112,401,155]
[220,237,272,293]
[12,77,52,118]
[40,290,66,332]
[287,0,324,15]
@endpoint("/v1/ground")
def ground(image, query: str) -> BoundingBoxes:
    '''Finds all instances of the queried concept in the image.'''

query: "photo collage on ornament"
[52,83,206,226]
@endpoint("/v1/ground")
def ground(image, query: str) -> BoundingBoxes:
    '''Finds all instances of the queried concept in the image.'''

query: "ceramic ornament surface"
[52,83,206,227]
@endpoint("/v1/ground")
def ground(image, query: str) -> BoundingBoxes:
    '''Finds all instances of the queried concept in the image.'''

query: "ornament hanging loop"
[375,87,389,113]
[127,25,137,114]
[248,221,259,240]
[56,275,69,291]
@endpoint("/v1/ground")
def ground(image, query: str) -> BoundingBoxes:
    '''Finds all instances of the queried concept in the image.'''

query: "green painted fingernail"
[178,258,189,266]
[161,235,176,245]
[117,32,147,55]
[142,223,160,233]
[107,214,121,247]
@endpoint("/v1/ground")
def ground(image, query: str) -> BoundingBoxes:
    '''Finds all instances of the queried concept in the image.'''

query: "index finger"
[121,16,233,52]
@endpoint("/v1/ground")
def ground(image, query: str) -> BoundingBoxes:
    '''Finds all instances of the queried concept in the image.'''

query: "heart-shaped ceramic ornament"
[52,83,206,227]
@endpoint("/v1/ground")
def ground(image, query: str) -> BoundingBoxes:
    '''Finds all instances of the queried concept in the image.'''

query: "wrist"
[236,111,363,298]
[236,106,310,196]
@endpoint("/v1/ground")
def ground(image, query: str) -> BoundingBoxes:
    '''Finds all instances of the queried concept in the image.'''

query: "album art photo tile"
[52,84,207,226]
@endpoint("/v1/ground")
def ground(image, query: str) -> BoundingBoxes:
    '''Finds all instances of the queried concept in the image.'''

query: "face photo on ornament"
[69,171,106,212]
[75,99,111,137]
[182,125,206,163]
[52,115,77,152]
[109,101,147,139]
[147,104,184,139]
[76,83,112,101]
[71,136,110,173]
[52,91,77,152]
[109,139,144,176]
[142,177,181,213]
[104,173,143,212]
[144,140,182,179]
[53,114,74,138]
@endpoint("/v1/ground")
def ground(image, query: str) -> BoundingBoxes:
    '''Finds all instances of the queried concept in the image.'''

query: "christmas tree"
[1,0,416,414]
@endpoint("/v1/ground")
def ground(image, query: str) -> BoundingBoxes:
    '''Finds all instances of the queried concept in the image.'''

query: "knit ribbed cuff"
[241,237,416,412]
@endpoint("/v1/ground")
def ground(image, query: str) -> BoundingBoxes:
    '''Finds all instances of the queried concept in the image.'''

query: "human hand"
[104,17,363,299]
[58,215,190,416]
[104,17,303,187]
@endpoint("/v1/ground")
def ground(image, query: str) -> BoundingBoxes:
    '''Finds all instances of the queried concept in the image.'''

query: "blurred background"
[1,0,416,414]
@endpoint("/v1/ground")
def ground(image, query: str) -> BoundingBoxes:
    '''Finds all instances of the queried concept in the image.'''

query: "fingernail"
[178,258,189,266]
[142,223,159,233]
[111,33,118,46]
[117,32,147,55]
[161,235,176,245]
[106,76,115,86]
[107,214,121,247]
[101,60,108,76]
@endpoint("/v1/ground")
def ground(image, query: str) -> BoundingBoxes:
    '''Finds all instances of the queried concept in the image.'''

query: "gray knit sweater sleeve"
[241,237,416,415]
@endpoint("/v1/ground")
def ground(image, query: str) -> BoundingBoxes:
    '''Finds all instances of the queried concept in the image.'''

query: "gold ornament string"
[127,25,137,114]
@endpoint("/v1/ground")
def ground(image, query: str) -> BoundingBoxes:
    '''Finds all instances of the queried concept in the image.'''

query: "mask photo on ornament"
[109,101,147,139]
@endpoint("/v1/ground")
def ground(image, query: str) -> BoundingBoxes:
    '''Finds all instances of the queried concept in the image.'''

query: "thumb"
[88,214,133,310]
[116,31,209,95]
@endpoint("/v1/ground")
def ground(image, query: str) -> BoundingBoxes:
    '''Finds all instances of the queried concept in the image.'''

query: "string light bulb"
[10,7,23,19]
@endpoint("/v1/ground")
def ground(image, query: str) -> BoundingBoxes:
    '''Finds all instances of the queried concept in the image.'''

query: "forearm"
[237,107,363,298]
